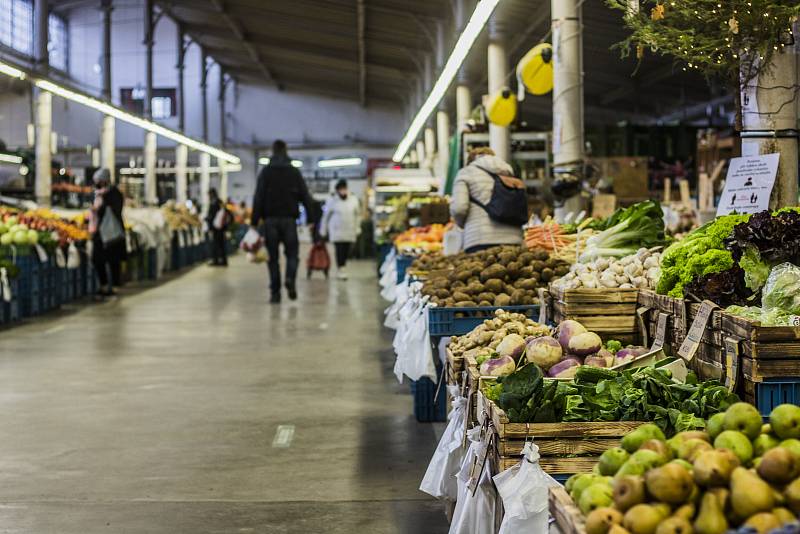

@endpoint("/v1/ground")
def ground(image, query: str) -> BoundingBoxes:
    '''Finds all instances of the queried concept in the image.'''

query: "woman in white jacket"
[321,179,361,279]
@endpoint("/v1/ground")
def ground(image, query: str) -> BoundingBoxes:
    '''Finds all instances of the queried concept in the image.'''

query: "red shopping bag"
[307,242,330,278]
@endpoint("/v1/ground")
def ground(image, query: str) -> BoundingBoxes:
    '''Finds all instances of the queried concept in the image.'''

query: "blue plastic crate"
[412,376,448,422]
[20,288,40,317]
[396,255,414,284]
[753,379,800,417]
[428,305,541,337]
[147,248,157,280]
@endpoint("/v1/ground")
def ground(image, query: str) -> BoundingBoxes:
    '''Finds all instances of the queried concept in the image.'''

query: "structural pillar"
[175,144,188,204]
[455,0,472,132]
[144,0,154,119]
[741,32,799,209]
[199,152,211,214]
[218,71,226,147]
[424,127,436,170]
[34,90,52,206]
[100,115,115,183]
[101,0,113,100]
[200,50,209,142]
[436,110,450,189]
[551,0,584,172]
[144,131,157,205]
[416,140,426,169]
[487,17,510,162]
[218,158,228,202]
[34,0,48,73]
[176,24,186,131]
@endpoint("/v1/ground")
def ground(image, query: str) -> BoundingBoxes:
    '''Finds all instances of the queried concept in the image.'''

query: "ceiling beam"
[206,0,281,89]
[357,0,366,106]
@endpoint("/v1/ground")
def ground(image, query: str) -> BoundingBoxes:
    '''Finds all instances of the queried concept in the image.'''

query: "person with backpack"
[450,148,526,253]
[206,188,230,267]
[89,167,126,297]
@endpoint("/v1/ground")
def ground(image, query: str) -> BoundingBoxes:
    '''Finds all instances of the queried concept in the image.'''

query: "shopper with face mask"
[88,167,126,297]
[320,179,361,280]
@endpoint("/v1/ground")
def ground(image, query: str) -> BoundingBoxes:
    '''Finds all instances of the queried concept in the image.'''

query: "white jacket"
[450,155,523,251]
[321,194,361,243]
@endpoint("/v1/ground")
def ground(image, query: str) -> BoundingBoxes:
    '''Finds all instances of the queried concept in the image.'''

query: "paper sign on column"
[716,153,780,216]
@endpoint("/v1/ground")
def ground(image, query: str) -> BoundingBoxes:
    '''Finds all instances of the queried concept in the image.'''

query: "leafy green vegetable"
[605,339,622,354]
[483,382,503,401]
[739,245,772,292]
[475,352,493,366]
[762,263,800,316]
[578,200,667,261]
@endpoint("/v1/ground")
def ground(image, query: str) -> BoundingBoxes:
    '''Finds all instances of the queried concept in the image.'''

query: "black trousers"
[210,229,227,265]
[92,237,123,288]
[334,241,352,268]
[263,217,299,294]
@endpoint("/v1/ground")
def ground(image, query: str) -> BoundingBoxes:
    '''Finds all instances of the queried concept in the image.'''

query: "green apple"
[0,232,12,245]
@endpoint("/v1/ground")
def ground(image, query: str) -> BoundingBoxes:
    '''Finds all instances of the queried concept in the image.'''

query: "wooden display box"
[479,390,643,474]
[550,285,640,344]
[720,312,800,383]
[550,486,586,534]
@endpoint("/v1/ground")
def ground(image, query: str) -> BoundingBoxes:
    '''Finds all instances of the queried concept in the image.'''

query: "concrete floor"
[0,255,448,533]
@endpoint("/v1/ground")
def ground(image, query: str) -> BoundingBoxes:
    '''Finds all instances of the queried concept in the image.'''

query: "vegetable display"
[524,217,598,263]
[727,263,800,326]
[566,402,800,534]
[552,248,662,290]
[578,200,667,262]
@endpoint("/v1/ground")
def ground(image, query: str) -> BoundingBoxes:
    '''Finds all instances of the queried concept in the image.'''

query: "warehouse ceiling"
[53,0,725,128]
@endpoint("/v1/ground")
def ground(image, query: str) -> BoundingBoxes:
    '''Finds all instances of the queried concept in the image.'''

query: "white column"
[741,39,799,209]
[34,89,52,206]
[415,140,426,169]
[218,158,228,202]
[456,85,472,132]
[100,115,115,183]
[175,144,188,204]
[487,18,510,162]
[436,110,450,188]
[551,0,584,169]
[424,127,436,169]
[199,152,211,214]
[144,131,157,205]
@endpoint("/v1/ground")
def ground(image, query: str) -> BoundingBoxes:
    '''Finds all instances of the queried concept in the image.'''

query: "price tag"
[724,337,741,391]
[790,315,800,327]
[651,313,670,351]
[678,301,718,362]
[636,306,651,347]
[537,288,549,325]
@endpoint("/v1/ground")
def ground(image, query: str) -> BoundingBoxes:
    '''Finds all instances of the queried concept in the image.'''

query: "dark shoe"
[270,293,281,304]
[286,285,297,301]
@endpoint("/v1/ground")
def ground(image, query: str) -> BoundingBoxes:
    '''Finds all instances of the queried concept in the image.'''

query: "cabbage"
[762,263,800,316]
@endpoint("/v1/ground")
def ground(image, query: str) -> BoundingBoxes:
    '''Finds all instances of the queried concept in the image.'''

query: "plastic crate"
[428,305,541,337]
[753,379,800,417]
[147,248,158,280]
[412,376,448,422]
[396,254,414,284]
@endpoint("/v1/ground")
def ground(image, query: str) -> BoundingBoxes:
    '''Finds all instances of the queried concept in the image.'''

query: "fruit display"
[420,245,569,307]
[551,248,663,290]
[162,202,202,230]
[567,402,800,534]
[0,207,87,248]
[394,223,447,254]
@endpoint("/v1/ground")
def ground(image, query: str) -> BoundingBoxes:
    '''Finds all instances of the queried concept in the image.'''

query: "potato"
[554,264,570,276]
[540,268,554,283]
[518,252,535,265]
[494,293,512,306]
[455,269,472,282]
[479,300,492,307]
[477,292,496,303]
[452,291,471,302]
[451,280,466,289]
[498,251,515,265]
[519,265,533,278]
[531,260,545,272]
[455,300,477,307]
[484,278,505,293]
[480,264,507,282]
[466,282,483,295]
[510,289,526,305]
[506,261,521,278]
[436,289,450,299]
[532,249,549,261]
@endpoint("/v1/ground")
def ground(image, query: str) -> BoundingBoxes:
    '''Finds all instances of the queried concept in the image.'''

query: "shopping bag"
[240,227,262,252]
[213,208,229,230]
[67,242,81,269]
[55,247,66,268]
[307,242,330,271]
[99,211,125,245]
[494,442,559,534]
[442,226,463,256]
[449,427,497,534]
[0,267,10,302]
[420,386,468,500]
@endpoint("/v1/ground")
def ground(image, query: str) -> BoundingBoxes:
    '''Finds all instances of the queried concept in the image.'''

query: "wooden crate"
[550,286,640,340]
[720,312,800,383]
[482,390,642,475]
[446,347,465,386]
[550,486,586,534]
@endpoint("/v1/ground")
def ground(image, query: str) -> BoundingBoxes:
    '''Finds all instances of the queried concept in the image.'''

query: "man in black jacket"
[251,140,314,303]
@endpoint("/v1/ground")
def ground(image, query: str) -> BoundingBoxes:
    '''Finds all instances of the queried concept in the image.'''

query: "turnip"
[556,320,587,352]
[526,336,562,370]
[496,334,527,362]
[548,357,581,378]
[568,331,602,357]
[613,346,649,366]
[480,355,516,377]
[584,354,609,368]
[596,348,614,367]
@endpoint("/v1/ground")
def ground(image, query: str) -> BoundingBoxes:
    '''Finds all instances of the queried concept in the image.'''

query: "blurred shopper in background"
[250,140,315,303]
[206,188,229,267]
[89,168,126,298]
[450,147,524,254]
[321,179,361,280]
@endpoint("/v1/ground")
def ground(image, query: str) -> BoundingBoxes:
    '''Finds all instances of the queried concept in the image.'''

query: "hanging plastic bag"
[420,386,468,501]
[67,242,81,269]
[449,427,497,534]
[379,248,397,276]
[55,247,66,268]
[405,304,436,382]
[240,227,262,253]
[442,225,463,256]
[0,267,10,303]
[494,442,559,534]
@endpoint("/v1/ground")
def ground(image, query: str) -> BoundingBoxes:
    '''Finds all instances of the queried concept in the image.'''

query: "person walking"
[250,140,315,303]
[450,147,525,253]
[89,168,126,297]
[320,179,361,280]
[206,188,229,267]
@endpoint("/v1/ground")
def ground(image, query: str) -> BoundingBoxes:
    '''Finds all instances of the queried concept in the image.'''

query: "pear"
[781,438,800,458]
[694,492,728,534]
[652,503,672,519]
[743,512,782,533]
[599,447,631,476]
[580,483,614,515]
[640,439,673,461]
[671,459,694,472]
[757,446,800,485]
[762,423,773,435]
[752,433,781,457]
[615,459,647,479]
[730,466,776,520]
[586,507,624,534]
[624,504,665,534]
[655,516,693,534]
[571,473,603,501]
[714,431,754,466]
[693,449,738,487]
[784,477,800,514]
[770,404,800,440]
[723,402,763,440]
[614,475,647,512]
[673,503,696,521]
[622,424,666,453]
[676,430,711,443]
[565,473,580,493]
[645,463,695,504]
[631,449,668,469]
[772,507,796,525]
[706,413,726,441]
[679,439,713,463]
[609,525,632,534]
[706,487,730,511]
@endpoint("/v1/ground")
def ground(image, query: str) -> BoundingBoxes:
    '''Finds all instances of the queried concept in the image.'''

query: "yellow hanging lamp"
[485,88,517,127]
[516,43,554,99]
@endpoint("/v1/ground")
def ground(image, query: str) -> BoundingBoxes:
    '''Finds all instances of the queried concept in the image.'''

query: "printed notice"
[717,153,780,216]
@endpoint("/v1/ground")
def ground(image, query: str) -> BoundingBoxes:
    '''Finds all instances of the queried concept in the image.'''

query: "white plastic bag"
[0,267,10,303]
[449,427,497,534]
[55,246,66,268]
[420,386,468,500]
[443,226,464,256]
[240,227,262,252]
[66,242,81,269]
[405,304,436,382]
[494,442,559,534]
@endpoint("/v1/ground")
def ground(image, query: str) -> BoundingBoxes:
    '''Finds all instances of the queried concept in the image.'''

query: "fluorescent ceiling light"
[259,157,270,165]
[0,63,25,80]
[0,153,23,164]
[318,157,363,168]
[391,0,501,162]
[259,157,303,168]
